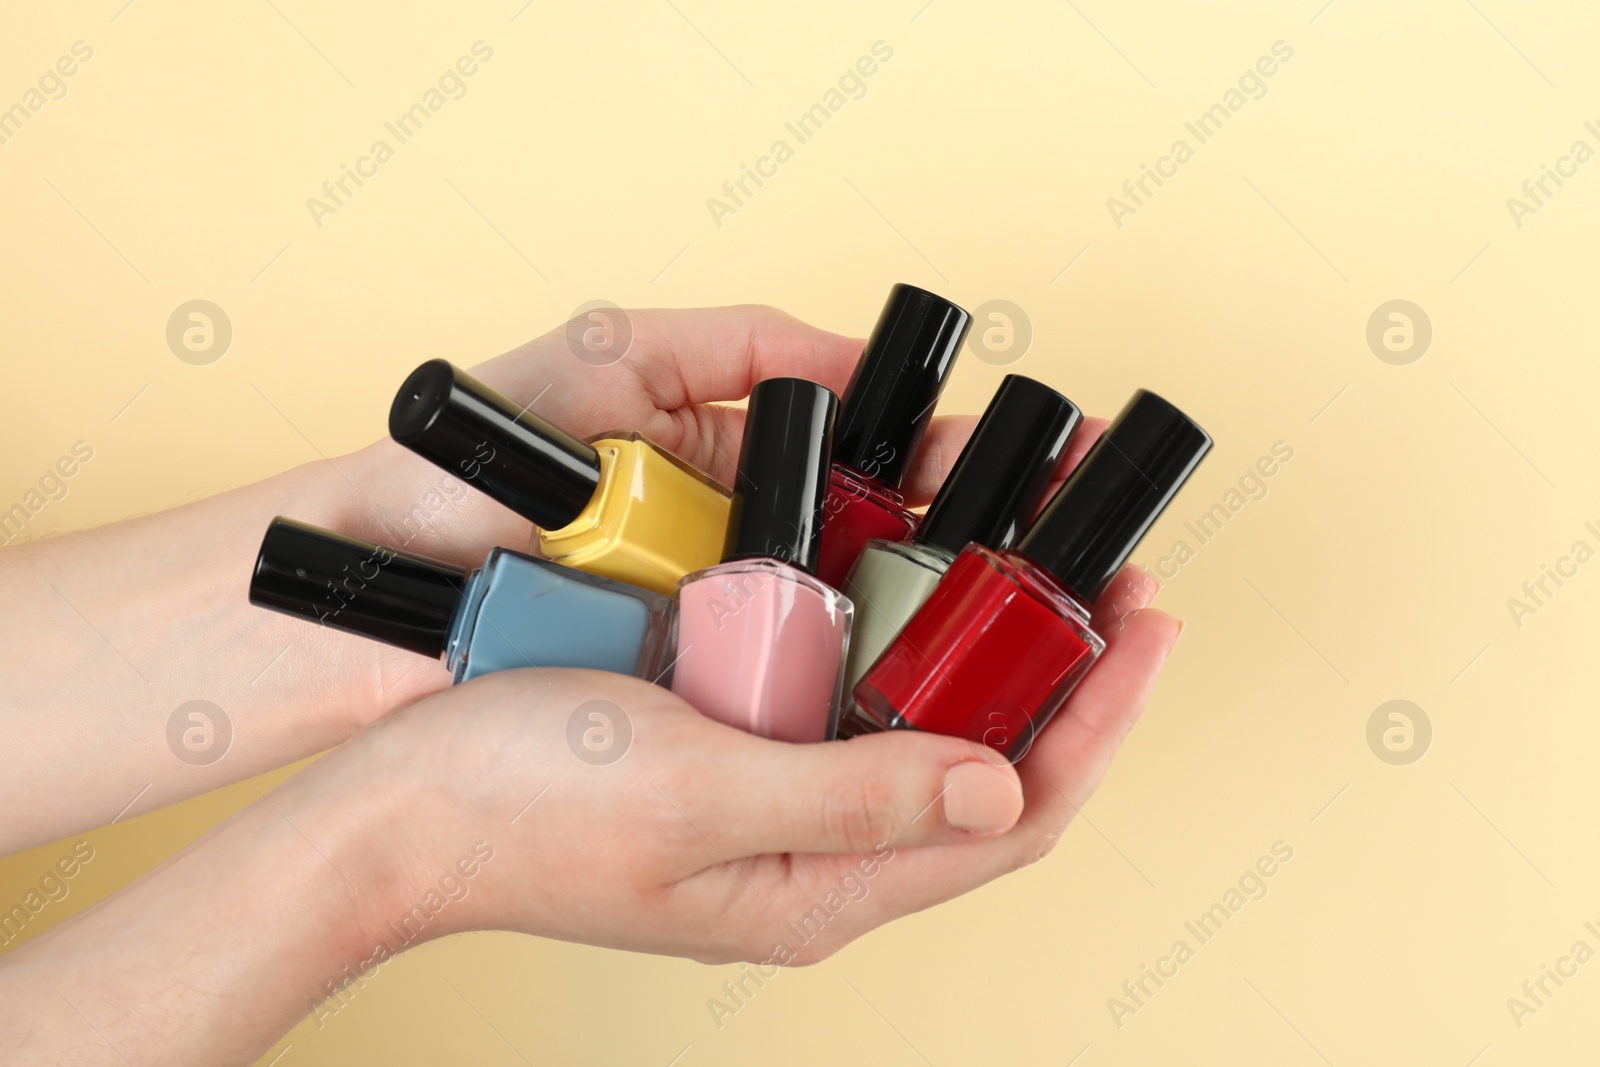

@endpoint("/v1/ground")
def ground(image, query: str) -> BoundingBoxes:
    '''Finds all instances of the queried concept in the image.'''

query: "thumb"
[706,730,1025,858]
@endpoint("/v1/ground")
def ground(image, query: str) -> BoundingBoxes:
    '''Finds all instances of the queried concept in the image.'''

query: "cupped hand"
[280,572,1177,967]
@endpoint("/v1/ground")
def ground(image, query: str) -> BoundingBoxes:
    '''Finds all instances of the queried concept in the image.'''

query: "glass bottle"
[836,375,1082,736]
[249,517,672,683]
[537,430,731,595]
[814,284,969,588]
[853,391,1213,761]
[389,359,730,597]
[669,378,853,744]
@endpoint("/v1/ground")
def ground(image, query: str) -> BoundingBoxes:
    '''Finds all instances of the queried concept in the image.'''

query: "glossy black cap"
[833,284,969,489]
[917,376,1083,556]
[389,360,601,530]
[1017,391,1212,605]
[249,517,467,659]
[722,378,838,575]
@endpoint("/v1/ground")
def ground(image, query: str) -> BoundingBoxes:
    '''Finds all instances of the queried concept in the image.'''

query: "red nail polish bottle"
[833,375,1083,740]
[815,284,970,588]
[852,391,1212,761]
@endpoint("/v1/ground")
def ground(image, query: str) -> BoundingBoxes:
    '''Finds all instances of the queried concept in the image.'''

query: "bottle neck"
[443,563,492,676]
[831,462,906,507]
[992,547,1095,624]
[585,430,731,495]
[878,539,957,572]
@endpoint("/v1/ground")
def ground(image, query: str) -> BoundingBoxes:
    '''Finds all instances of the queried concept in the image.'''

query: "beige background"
[3,0,1598,1062]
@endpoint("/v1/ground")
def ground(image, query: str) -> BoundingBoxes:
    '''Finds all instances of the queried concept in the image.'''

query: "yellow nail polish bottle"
[537,431,730,595]
[390,361,730,597]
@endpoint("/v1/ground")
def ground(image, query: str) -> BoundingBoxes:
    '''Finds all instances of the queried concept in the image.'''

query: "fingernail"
[943,761,1023,834]
[1170,619,1186,651]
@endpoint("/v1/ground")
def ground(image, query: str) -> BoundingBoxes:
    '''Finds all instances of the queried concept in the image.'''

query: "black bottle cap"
[1017,390,1212,606]
[389,360,602,530]
[722,377,839,576]
[248,517,467,659]
[833,284,970,489]
[917,376,1083,556]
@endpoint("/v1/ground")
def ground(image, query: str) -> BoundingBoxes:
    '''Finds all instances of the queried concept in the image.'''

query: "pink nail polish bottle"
[668,378,854,744]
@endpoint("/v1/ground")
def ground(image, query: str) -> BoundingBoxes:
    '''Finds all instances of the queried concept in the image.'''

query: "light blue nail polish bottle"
[250,517,672,681]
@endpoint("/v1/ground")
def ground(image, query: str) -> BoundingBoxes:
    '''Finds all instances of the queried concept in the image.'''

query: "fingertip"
[1093,564,1163,632]
[900,415,980,505]
[942,759,1024,835]
[818,728,1022,842]
[1109,606,1180,647]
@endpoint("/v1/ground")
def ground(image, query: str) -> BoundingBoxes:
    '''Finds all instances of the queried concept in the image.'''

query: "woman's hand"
[332,577,1173,966]
[0,593,1177,1066]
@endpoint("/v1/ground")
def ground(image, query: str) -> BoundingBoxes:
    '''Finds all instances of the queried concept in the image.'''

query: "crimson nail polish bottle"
[853,391,1212,761]
[815,284,970,588]
[834,375,1083,739]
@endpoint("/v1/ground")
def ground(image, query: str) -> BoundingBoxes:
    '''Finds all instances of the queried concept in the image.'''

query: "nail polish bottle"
[249,517,672,682]
[389,360,731,597]
[669,378,853,744]
[815,284,970,588]
[853,391,1211,761]
[835,376,1082,738]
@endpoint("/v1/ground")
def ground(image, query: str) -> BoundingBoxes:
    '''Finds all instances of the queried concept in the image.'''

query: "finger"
[1090,563,1164,633]
[803,607,1181,931]
[489,306,864,486]
[621,306,858,484]
[897,415,976,507]
[468,300,858,415]
[626,305,864,406]
[1012,606,1182,831]
[685,727,1025,859]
